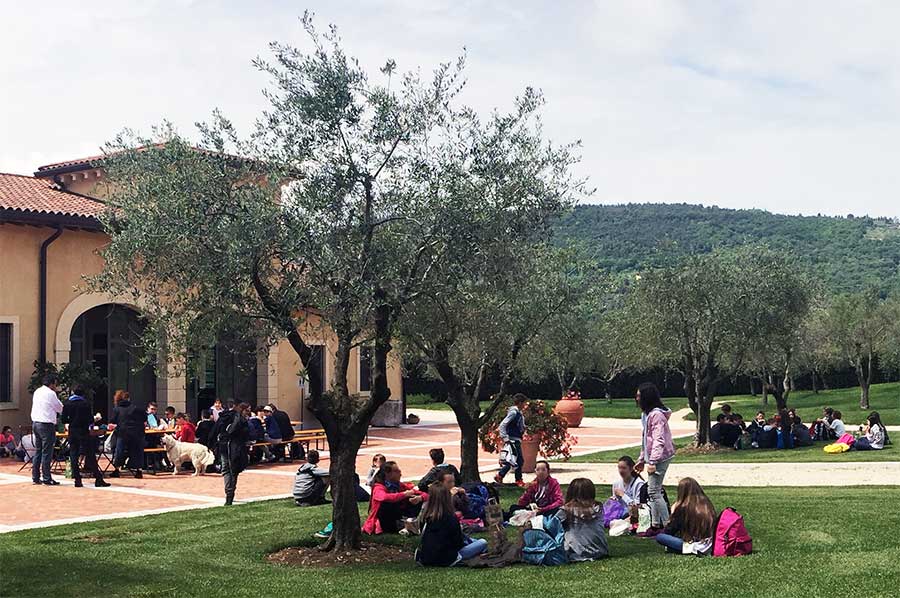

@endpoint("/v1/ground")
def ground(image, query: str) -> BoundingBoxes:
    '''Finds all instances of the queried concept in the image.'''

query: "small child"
[829,410,846,437]
[175,413,197,443]
[293,450,330,506]
[367,454,385,488]
[0,426,16,457]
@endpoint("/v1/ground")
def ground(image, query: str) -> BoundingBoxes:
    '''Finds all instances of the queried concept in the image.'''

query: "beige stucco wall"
[1,194,404,428]
[0,223,108,427]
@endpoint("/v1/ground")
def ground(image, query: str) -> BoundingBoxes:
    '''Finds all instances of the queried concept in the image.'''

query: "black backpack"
[639,482,670,508]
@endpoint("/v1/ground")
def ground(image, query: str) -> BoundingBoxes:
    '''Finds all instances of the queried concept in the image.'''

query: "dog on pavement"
[160,434,216,476]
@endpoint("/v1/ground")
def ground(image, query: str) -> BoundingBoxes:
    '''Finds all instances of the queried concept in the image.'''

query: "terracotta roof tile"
[0,173,105,219]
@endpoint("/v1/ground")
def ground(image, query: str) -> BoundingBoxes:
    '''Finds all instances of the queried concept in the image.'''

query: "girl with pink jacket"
[634,383,675,534]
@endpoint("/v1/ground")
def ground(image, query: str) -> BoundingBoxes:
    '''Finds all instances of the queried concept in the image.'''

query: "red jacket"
[176,421,197,443]
[362,482,427,535]
[516,476,563,514]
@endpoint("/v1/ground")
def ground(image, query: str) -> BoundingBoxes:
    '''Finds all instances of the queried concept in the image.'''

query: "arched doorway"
[68,304,156,419]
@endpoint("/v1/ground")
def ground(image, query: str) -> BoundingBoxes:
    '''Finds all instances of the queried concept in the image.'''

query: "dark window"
[0,324,11,403]
[309,345,326,397]
[359,346,372,393]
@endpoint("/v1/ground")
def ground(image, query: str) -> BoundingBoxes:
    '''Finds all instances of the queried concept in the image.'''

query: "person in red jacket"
[362,461,427,535]
[175,413,197,443]
[507,460,563,519]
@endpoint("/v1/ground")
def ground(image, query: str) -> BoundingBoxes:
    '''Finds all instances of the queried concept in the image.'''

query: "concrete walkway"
[548,461,900,487]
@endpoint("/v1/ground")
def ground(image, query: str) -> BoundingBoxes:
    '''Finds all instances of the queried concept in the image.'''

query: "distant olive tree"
[822,290,900,409]
[629,247,812,444]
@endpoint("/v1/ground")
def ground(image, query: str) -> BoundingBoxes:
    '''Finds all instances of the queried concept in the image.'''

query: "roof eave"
[0,208,104,231]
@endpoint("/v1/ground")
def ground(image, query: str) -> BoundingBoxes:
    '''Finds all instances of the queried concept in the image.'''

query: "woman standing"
[634,382,675,535]
[109,390,145,479]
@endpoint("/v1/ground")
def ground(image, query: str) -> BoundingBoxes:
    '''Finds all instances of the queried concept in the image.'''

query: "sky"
[2,0,899,218]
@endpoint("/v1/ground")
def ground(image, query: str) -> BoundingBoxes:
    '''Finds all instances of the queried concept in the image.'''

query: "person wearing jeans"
[634,382,676,532]
[646,458,672,528]
[30,374,63,485]
[495,394,528,486]
[456,537,489,563]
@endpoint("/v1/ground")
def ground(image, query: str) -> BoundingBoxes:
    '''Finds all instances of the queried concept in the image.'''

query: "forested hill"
[557,203,900,293]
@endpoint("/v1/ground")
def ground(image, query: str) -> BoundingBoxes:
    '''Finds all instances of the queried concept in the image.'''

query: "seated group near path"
[712,404,889,451]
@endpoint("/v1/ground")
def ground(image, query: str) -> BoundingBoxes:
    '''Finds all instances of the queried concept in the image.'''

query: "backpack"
[521,515,568,566]
[638,483,670,507]
[462,483,490,520]
[712,507,752,557]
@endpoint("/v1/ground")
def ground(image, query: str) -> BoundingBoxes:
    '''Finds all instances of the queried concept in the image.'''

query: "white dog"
[160,434,216,476]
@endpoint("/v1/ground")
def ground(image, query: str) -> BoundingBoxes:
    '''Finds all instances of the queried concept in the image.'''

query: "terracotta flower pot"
[554,396,584,428]
[520,437,540,473]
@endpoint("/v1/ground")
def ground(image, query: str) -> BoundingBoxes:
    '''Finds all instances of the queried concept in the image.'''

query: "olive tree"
[398,246,595,482]
[93,15,568,550]
[822,290,900,409]
[630,247,811,444]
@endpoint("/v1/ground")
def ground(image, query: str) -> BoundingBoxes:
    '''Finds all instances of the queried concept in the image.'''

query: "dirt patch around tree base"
[675,443,731,457]
[267,542,412,568]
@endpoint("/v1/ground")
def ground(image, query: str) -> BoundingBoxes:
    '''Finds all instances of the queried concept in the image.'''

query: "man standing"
[31,374,63,485]
[61,385,110,488]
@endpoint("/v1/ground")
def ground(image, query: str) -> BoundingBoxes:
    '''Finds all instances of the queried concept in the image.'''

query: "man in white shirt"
[31,374,63,485]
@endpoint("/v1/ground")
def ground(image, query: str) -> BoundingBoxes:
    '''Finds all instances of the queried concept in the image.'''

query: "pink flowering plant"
[561,389,582,401]
[479,396,577,459]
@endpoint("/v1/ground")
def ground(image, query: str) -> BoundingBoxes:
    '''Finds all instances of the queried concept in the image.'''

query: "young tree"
[630,247,811,444]
[93,16,565,550]
[518,288,634,400]
[823,291,899,409]
[398,246,594,482]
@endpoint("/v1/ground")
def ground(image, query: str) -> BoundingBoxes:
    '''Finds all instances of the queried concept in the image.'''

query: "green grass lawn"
[408,382,900,423]
[406,393,685,418]
[3,486,900,598]
[686,382,900,425]
[570,437,899,464]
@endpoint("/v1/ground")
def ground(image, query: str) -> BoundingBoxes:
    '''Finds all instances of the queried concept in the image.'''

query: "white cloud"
[1,0,898,217]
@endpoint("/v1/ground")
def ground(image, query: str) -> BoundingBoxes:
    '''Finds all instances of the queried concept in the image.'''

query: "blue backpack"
[522,515,568,566]
[462,483,490,519]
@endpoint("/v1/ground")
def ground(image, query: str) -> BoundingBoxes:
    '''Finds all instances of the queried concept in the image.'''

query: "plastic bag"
[602,498,628,527]
[499,443,518,467]
[609,518,631,537]
[636,505,652,533]
[509,509,533,527]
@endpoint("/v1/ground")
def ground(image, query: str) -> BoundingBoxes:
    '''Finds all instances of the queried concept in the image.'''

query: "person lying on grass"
[505,460,563,520]
[654,477,717,556]
[415,482,487,567]
[363,461,427,535]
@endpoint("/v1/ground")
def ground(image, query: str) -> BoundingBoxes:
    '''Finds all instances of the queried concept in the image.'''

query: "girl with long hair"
[555,478,609,561]
[416,483,487,566]
[635,382,675,534]
[855,411,887,450]
[655,477,717,555]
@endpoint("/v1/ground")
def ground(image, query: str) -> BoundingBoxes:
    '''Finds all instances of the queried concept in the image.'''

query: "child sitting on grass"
[655,477,717,556]
[416,482,487,566]
[855,411,888,451]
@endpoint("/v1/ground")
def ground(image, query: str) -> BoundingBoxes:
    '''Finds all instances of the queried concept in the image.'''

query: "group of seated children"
[710,403,889,451]
[298,441,744,566]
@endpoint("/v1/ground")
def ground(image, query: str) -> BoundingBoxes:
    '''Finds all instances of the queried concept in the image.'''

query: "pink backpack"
[712,507,752,557]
